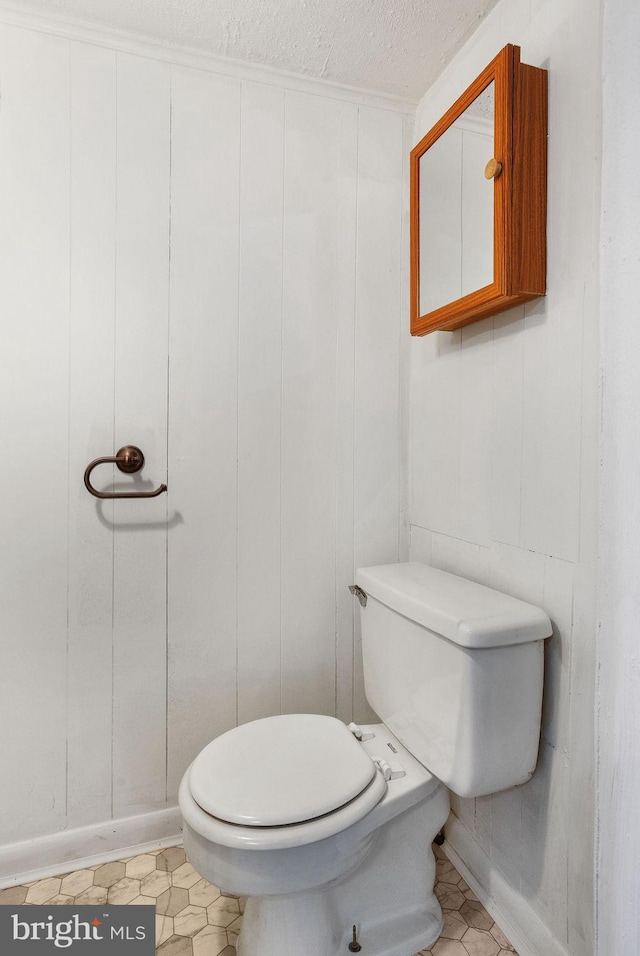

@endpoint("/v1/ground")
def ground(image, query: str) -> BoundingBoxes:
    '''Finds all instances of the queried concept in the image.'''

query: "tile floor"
[0,842,517,956]
[417,845,517,955]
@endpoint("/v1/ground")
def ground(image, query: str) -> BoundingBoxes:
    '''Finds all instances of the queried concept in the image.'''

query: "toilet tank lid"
[356,563,552,649]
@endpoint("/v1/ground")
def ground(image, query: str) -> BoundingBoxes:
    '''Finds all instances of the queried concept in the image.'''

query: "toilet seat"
[183,715,389,850]
[190,714,379,827]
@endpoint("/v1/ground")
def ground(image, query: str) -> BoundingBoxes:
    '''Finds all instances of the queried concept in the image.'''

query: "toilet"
[179,562,551,956]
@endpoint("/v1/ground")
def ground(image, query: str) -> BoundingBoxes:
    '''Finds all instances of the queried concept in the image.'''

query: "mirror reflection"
[419,82,495,316]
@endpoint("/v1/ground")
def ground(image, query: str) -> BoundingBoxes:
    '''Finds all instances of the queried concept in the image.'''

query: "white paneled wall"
[113,52,171,818]
[0,20,407,871]
[0,25,71,846]
[67,40,116,829]
[166,65,243,799]
[409,0,600,954]
[597,2,640,953]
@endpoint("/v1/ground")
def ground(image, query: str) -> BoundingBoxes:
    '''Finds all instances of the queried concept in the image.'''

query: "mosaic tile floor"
[417,845,517,955]
[0,842,517,956]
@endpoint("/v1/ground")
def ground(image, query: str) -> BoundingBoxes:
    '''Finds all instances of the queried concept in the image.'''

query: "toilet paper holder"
[84,445,167,499]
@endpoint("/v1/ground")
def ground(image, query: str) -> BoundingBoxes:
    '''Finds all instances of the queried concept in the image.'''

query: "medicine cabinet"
[410,44,547,336]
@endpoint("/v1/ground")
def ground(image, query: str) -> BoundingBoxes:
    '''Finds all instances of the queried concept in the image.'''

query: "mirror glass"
[418,82,495,316]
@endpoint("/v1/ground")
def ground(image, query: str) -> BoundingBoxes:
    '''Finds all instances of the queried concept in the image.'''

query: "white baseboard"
[444,816,569,956]
[0,807,183,889]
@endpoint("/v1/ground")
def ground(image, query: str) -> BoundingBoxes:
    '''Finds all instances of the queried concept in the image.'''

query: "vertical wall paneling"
[0,26,71,844]
[519,296,582,562]
[578,270,600,569]
[398,115,413,567]
[490,310,525,546]
[540,556,574,753]
[409,526,433,565]
[410,333,462,540]
[352,106,404,720]
[0,17,407,872]
[112,53,171,816]
[236,82,285,725]
[408,2,602,950]
[166,67,241,797]
[520,739,570,946]
[458,319,493,546]
[430,532,490,586]
[334,102,359,723]
[568,563,596,951]
[596,2,640,947]
[66,41,117,827]
[280,92,343,716]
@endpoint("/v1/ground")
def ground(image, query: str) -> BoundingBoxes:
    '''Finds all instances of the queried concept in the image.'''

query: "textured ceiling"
[5,0,499,99]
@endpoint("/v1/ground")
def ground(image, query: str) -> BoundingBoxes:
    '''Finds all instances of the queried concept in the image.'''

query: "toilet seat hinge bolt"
[348,924,362,952]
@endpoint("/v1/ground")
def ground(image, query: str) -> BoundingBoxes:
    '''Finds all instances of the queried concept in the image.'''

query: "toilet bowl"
[179,717,450,956]
[179,562,552,956]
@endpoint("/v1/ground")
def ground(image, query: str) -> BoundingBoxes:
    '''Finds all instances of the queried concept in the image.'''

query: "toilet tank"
[355,563,552,798]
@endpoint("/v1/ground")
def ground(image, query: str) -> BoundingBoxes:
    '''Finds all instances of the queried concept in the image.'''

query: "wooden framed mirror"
[410,44,547,336]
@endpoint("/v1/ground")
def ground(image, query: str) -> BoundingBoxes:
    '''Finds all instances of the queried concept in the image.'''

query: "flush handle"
[349,585,367,607]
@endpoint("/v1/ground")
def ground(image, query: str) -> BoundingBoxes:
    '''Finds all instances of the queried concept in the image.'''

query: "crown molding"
[0,1,417,115]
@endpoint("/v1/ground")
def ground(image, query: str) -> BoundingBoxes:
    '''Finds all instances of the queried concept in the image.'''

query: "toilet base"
[235,785,449,956]
[239,895,442,956]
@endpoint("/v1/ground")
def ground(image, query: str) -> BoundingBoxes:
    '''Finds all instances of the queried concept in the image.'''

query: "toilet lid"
[189,714,377,827]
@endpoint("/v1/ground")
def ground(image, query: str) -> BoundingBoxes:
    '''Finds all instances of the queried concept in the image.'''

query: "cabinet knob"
[484,158,503,180]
